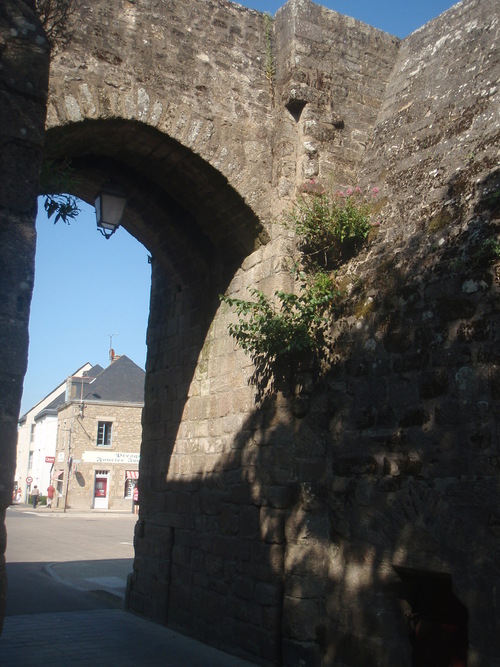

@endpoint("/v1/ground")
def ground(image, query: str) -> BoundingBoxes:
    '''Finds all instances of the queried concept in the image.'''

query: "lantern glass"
[94,183,126,238]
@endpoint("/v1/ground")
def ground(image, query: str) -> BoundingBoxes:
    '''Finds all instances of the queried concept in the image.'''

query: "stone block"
[260,506,285,544]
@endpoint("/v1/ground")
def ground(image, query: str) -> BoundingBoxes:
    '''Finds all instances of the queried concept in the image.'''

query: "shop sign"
[82,451,140,464]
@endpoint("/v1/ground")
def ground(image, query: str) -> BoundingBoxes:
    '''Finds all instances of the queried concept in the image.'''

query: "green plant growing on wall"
[290,185,375,268]
[42,193,80,224]
[221,271,341,363]
[472,236,500,266]
[220,184,378,392]
[486,188,500,213]
[39,159,80,225]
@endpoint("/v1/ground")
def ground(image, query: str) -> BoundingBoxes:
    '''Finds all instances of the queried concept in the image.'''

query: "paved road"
[5,504,135,615]
[6,505,136,563]
[2,505,258,666]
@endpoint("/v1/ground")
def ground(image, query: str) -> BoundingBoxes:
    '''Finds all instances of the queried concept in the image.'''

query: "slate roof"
[33,391,65,420]
[80,355,145,404]
[32,357,144,420]
[19,362,94,424]
[37,364,105,417]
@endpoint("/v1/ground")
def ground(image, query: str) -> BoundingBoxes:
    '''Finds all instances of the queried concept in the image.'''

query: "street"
[5,505,136,615]
[2,505,258,666]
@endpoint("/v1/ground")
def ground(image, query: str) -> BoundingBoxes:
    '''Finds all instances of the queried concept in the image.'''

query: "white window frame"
[96,421,113,447]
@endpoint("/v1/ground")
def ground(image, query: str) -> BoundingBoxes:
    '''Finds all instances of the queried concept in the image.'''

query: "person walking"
[133,485,139,515]
[46,483,55,508]
[31,485,40,509]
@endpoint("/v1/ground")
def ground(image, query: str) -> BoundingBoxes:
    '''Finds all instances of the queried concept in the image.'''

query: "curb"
[44,562,126,608]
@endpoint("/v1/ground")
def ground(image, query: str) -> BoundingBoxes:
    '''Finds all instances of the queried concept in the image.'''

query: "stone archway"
[3,0,500,664]
[43,118,268,285]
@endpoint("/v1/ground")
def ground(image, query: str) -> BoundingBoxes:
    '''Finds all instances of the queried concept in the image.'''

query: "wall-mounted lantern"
[94,181,127,239]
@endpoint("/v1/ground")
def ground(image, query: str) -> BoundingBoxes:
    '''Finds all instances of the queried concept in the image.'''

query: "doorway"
[395,566,468,667]
[93,470,109,509]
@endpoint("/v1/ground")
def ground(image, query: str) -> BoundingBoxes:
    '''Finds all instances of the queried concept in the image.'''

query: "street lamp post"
[63,428,72,513]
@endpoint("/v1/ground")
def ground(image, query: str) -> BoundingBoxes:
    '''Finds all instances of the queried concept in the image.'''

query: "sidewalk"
[12,502,134,515]
[46,556,133,602]
[1,609,259,666]
[1,557,258,666]
[2,506,258,666]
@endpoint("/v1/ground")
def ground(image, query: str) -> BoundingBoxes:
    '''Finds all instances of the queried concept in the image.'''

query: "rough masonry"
[0,0,49,632]
[0,0,499,664]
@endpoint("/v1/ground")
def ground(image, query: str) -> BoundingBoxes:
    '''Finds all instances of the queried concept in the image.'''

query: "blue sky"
[21,0,458,415]
[243,0,457,37]
[21,202,151,415]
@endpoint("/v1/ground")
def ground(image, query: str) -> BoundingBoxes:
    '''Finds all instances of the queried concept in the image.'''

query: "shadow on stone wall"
[182,166,494,667]
[132,165,500,666]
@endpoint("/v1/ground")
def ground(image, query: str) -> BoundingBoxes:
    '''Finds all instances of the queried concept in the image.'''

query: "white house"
[16,362,94,502]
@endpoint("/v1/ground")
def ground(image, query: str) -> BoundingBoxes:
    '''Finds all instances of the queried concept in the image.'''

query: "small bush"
[221,272,341,361]
[288,186,376,268]
[39,160,80,224]
[472,237,500,266]
[220,184,378,387]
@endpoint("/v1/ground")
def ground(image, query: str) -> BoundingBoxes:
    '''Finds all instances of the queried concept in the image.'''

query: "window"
[96,421,113,447]
[28,450,34,470]
[124,470,139,498]
[30,424,35,443]
[124,478,136,499]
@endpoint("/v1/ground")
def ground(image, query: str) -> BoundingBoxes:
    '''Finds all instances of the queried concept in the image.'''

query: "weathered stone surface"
[1,0,500,664]
[0,0,49,634]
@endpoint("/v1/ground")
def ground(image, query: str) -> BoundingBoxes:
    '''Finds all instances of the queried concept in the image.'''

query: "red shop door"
[94,472,109,509]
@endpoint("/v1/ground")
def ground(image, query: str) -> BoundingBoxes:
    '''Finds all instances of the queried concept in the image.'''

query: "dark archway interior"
[43,118,268,287]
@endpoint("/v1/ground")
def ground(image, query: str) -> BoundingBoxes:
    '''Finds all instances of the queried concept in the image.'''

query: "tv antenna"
[108,333,118,362]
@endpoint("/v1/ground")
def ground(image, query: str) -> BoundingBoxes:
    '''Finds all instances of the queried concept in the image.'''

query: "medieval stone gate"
[1,0,499,665]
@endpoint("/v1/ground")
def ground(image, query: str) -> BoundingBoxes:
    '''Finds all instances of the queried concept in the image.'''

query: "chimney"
[66,374,91,401]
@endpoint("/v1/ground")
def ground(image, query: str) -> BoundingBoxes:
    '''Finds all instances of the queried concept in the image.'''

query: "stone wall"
[0,0,49,633]
[124,4,403,647]
[0,0,499,664]
[272,0,400,203]
[129,1,500,665]
[278,0,500,665]
[44,0,275,257]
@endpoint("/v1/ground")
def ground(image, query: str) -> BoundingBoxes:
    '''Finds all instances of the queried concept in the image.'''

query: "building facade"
[16,363,93,503]
[16,355,144,509]
[54,355,144,511]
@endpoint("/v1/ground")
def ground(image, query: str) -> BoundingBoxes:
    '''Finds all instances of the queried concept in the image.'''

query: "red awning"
[126,470,139,479]
[52,470,64,480]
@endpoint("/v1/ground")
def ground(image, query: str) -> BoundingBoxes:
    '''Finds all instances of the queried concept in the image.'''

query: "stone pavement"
[2,507,258,666]
[1,608,258,666]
